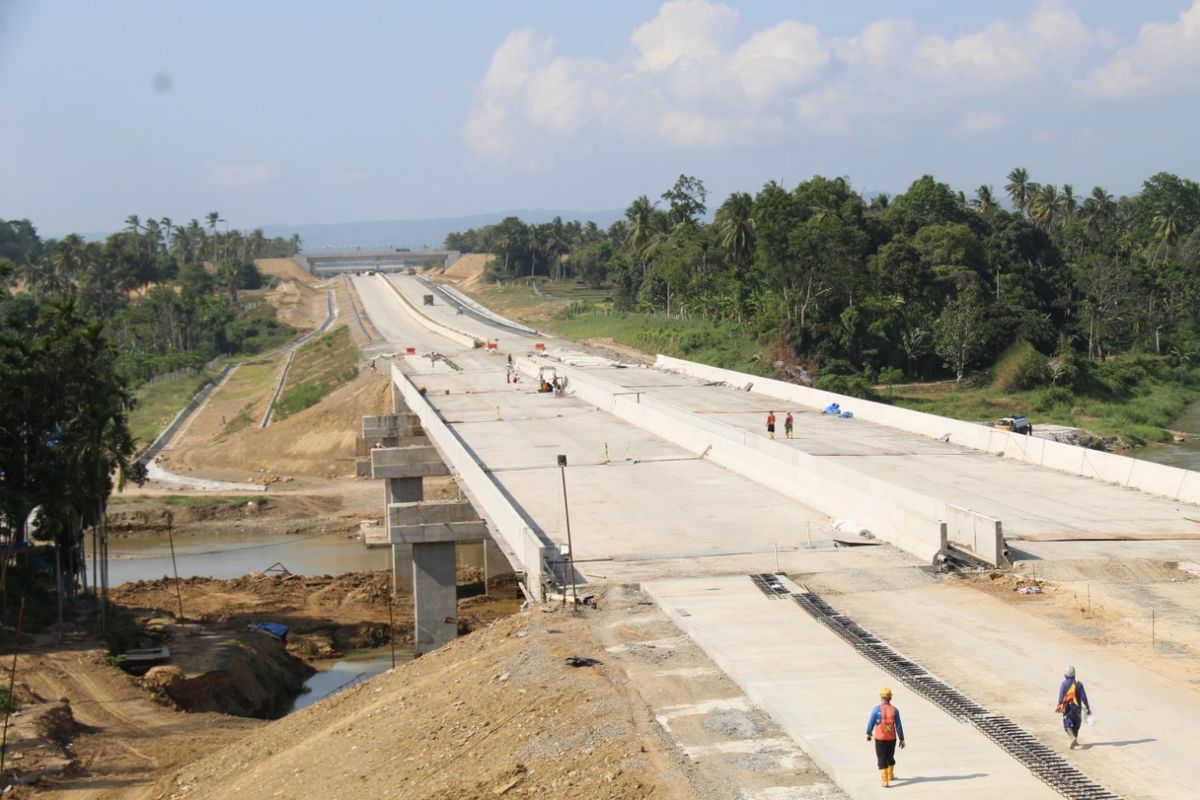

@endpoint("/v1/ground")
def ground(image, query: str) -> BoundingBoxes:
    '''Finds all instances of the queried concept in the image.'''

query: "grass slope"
[273,326,359,421]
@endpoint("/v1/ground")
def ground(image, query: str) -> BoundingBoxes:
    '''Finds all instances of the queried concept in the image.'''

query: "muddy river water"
[1132,400,1200,471]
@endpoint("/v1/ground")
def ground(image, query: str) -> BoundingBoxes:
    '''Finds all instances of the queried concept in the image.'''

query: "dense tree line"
[1,214,301,381]
[0,213,301,605]
[446,170,1200,384]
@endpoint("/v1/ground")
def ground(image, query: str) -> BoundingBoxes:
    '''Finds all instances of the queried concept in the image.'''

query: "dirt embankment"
[155,603,698,800]
[159,373,391,483]
[111,570,522,661]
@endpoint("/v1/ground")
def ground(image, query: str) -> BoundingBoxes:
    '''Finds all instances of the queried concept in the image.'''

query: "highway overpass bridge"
[299,250,461,275]
[346,270,1200,800]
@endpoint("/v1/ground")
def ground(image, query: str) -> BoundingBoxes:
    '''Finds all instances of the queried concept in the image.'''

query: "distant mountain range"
[261,209,625,253]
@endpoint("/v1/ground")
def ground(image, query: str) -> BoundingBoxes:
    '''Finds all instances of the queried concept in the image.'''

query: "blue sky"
[2,1,1198,237]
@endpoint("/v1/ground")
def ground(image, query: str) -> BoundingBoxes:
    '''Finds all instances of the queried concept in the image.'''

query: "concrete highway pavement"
[647,576,1064,800]
[556,363,1200,545]
[350,271,1197,799]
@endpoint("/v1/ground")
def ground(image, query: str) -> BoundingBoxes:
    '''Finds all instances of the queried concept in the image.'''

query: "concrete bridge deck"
[349,271,1200,799]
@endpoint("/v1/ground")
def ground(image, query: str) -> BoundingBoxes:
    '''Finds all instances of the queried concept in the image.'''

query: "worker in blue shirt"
[1056,666,1092,749]
[866,687,906,787]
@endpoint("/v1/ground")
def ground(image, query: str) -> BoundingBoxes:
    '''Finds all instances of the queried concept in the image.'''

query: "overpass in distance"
[348,270,1200,800]
[299,250,461,276]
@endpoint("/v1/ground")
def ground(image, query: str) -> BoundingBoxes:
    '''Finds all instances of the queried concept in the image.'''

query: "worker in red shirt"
[784,411,794,439]
[866,687,905,787]
[766,411,776,439]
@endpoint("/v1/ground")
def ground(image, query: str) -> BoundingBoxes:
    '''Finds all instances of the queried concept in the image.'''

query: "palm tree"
[1030,184,1059,230]
[1060,184,1077,223]
[205,210,221,263]
[1153,208,1181,265]
[625,195,655,274]
[971,185,997,213]
[142,218,162,256]
[714,192,755,267]
[1005,168,1033,217]
[525,226,542,278]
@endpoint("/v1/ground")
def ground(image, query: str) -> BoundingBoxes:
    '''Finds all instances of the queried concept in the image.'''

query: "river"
[289,645,412,712]
[1131,400,1200,470]
[106,529,390,585]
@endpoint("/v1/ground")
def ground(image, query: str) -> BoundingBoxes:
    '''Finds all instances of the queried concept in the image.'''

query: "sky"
[1,0,1199,238]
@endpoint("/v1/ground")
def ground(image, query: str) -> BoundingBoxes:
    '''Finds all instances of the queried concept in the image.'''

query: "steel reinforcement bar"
[785,586,1123,800]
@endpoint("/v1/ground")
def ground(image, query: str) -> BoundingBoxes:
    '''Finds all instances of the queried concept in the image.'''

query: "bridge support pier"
[361,381,490,655]
[412,541,458,654]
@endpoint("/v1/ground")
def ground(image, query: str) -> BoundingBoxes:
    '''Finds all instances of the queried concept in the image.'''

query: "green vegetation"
[447,169,1200,441]
[889,354,1200,444]
[0,685,17,714]
[109,494,266,509]
[127,369,219,446]
[1,211,299,602]
[554,312,769,374]
[273,326,358,420]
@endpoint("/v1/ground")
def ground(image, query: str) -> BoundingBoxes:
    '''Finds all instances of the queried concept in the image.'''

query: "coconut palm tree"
[625,195,655,274]
[1030,184,1059,230]
[971,185,997,213]
[715,192,755,267]
[1153,208,1181,265]
[1005,168,1034,217]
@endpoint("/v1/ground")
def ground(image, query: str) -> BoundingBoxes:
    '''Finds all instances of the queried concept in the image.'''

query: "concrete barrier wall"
[655,355,1200,506]
[391,364,553,598]
[381,275,479,348]
[946,505,1007,566]
[521,360,951,563]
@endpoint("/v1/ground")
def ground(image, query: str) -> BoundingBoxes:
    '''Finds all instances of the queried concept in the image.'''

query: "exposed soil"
[110,570,522,660]
[157,372,391,483]
[438,253,493,288]
[153,603,701,800]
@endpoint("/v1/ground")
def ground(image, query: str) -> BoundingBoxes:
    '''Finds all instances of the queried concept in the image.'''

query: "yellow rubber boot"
[887,764,895,781]
[880,768,889,787]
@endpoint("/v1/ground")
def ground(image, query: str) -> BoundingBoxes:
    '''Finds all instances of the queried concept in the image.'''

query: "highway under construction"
[350,269,1200,800]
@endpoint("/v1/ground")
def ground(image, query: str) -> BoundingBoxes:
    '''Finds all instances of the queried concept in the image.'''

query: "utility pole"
[557,454,577,605]
[167,512,184,621]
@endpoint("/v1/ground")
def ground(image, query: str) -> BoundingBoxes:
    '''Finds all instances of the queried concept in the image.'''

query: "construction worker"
[766,411,776,439]
[866,687,905,787]
[1056,666,1092,749]
[784,411,794,439]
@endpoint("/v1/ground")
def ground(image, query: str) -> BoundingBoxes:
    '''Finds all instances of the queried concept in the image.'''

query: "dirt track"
[17,645,259,800]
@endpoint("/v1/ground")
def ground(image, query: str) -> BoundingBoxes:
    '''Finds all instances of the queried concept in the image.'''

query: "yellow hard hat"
[880,687,893,698]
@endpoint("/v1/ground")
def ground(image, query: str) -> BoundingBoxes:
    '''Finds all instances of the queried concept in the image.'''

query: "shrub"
[878,367,904,386]
[991,341,1050,393]
[815,373,878,400]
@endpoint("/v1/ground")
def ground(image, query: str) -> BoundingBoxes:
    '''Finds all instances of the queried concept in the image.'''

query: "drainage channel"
[776,582,1122,800]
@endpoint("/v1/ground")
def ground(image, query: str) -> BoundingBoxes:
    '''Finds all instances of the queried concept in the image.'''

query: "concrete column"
[484,535,513,595]
[412,541,457,654]
[385,477,422,505]
[392,544,414,595]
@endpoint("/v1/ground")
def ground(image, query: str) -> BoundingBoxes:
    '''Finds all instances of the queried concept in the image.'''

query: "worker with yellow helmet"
[866,687,906,787]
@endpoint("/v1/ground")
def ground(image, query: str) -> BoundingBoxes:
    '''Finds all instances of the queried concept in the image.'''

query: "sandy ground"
[111,570,522,656]
[12,642,259,800]
[157,372,391,484]
[149,584,849,800]
[438,253,493,288]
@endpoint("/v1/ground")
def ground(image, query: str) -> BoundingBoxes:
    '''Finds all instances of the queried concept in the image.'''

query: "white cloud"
[631,0,737,72]
[914,5,1109,85]
[460,1,1178,164]
[202,163,274,189]
[953,111,1008,137]
[833,19,917,69]
[732,21,829,105]
[1086,0,1200,97]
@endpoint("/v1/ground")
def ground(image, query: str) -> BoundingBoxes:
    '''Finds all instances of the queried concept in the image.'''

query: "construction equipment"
[989,415,1031,435]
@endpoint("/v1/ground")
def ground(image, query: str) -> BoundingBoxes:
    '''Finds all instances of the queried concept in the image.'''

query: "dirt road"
[18,645,259,800]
